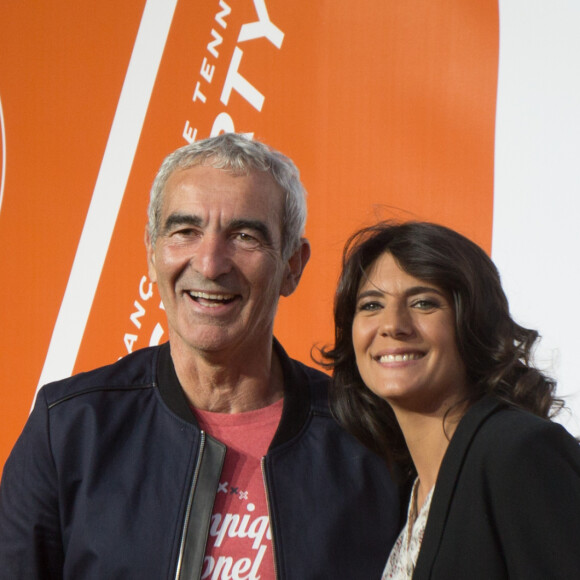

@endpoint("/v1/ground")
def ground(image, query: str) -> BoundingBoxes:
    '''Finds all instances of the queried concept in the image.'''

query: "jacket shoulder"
[446,400,580,493]
[470,403,575,454]
[290,358,329,389]
[286,356,330,411]
[39,344,163,408]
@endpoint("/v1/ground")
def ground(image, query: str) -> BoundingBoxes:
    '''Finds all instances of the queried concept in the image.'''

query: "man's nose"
[193,234,232,280]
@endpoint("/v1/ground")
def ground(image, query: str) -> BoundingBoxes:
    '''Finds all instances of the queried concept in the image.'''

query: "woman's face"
[352,252,469,415]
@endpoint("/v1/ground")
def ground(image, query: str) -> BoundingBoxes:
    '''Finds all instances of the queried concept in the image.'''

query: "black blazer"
[413,396,580,579]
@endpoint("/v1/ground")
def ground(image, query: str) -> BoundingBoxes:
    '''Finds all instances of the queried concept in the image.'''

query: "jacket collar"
[413,395,505,579]
[156,339,318,450]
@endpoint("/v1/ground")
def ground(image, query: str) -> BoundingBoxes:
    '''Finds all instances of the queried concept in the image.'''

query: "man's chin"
[170,328,241,355]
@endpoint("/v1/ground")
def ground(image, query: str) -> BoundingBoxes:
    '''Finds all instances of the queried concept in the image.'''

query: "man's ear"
[280,238,311,297]
[144,228,157,284]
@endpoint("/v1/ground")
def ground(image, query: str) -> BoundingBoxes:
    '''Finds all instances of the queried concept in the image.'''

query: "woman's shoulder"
[478,399,569,437]
[463,397,580,469]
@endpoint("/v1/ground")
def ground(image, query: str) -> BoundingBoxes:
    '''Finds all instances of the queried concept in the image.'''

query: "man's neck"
[169,339,285,413]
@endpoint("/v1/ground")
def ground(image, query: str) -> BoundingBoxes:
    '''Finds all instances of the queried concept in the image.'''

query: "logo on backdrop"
[0,95,6,216]
[182,0,284,143]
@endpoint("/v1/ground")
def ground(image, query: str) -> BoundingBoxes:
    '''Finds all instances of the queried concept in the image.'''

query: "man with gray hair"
[0,133,400,579]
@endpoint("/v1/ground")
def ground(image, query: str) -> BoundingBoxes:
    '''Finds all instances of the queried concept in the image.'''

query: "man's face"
[146,164,305,359]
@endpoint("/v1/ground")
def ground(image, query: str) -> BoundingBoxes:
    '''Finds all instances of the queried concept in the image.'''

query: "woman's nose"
[379,304,413,338]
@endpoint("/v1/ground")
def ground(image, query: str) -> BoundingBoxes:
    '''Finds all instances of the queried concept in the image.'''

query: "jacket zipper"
[261,457,280,580]
[175,431,206,580]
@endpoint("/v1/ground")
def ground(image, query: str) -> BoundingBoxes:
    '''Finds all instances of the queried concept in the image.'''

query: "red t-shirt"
[193,398,283,580]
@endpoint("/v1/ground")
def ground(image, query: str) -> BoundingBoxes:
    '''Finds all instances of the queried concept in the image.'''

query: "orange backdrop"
[0,0,499,470]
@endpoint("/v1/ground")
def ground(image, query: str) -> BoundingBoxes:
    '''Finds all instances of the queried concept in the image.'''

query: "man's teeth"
[378,353,423,363]
[189,291,235,301]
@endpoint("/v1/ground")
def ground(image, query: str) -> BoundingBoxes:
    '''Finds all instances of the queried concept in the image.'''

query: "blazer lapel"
[412,396,503,579]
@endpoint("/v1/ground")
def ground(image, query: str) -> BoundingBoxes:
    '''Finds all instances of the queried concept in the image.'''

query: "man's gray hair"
[147,133,307,259]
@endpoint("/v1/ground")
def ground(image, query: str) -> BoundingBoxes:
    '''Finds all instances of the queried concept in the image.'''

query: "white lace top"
[381,479,434,579]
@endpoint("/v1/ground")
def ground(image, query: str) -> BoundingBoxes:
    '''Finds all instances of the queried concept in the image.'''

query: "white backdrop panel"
[493,0,580,435]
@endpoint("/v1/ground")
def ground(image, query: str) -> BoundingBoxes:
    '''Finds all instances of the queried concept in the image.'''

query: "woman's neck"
[395,403,466,508]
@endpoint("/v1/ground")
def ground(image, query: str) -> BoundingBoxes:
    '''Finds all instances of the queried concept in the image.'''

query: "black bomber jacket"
[0,341,401,579]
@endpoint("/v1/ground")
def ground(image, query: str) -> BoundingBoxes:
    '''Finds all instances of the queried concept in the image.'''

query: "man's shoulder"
[282,355,331,419]
[274,338,328,386]
[288,357,329,386]
[282,351,329,393]
[40,344,163,407]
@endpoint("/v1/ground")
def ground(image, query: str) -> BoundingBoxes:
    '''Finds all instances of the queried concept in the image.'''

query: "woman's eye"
[358,301,382,312]
[412,299,439,310]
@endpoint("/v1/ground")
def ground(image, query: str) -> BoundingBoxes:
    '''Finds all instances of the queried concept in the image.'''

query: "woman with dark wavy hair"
[321,221,580,579]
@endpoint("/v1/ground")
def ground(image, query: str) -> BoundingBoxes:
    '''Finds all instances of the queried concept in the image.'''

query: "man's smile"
[186,290,239,307]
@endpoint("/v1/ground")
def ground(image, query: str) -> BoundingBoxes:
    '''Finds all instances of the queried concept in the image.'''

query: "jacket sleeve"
[489,419,580,578]
[0,388,64,579]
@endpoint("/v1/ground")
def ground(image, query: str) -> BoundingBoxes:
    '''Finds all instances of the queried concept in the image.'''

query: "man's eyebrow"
[162,213,202,233]
[161,214,274,245]
[228,219,273,245]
